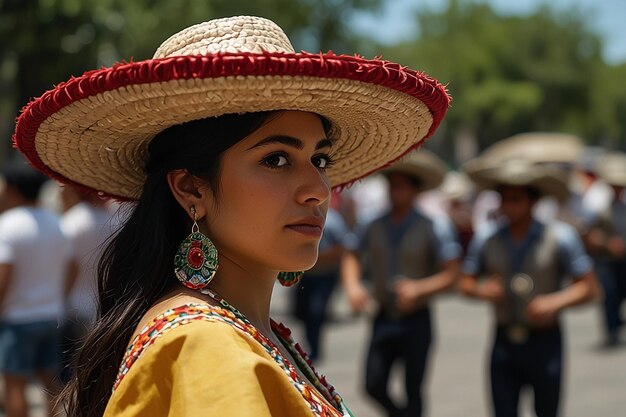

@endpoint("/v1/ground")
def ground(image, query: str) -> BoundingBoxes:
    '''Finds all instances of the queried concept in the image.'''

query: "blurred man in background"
[342,151,461,417]
[0,164,71,417]
[459,160,600,417]
[584,152,626,347]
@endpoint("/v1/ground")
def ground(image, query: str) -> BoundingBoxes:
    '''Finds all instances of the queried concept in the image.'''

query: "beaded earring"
[278,271,304,287]
[174,206,218,290]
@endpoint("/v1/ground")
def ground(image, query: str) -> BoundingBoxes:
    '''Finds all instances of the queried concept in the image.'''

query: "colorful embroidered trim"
[203,289,346,415]
[113,303,347,417]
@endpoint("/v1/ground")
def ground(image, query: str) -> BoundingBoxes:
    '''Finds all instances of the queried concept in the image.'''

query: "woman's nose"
[296,164,331,206]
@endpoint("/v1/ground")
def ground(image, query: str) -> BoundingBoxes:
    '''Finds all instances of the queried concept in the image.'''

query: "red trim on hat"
[13,51,450,200]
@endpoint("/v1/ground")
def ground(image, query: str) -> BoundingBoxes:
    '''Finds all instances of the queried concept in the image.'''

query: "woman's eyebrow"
[248,135,331,151]
[316,138,333,150]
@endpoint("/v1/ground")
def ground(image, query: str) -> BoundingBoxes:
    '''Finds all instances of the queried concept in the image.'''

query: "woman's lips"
[285,224,323,237]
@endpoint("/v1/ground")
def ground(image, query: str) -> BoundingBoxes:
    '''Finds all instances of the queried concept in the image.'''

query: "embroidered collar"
[114,303,348,417]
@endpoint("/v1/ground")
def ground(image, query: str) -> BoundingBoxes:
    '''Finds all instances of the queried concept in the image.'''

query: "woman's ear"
[166,170,213,219]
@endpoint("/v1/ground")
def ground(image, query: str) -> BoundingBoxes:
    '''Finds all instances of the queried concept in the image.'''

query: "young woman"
[13,15,449,417]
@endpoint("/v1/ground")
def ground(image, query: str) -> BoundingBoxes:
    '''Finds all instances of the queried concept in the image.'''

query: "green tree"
[379,0,623,160]
[0,0,381,161]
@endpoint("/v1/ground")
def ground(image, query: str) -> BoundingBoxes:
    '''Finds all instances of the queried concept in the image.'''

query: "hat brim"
[14,52,449,200]
[480,132,583,165]
[466,161,569,201]
[381,149,447,192]
[596,153,626,187]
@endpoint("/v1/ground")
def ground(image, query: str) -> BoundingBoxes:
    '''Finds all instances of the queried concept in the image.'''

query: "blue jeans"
[490,326,562,417]
[0,320,63,375]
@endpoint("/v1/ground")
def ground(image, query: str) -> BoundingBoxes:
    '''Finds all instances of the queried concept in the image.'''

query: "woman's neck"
[206,256,277,335]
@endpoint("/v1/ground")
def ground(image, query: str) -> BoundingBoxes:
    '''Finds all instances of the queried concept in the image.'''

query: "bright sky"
[351,0,626,64]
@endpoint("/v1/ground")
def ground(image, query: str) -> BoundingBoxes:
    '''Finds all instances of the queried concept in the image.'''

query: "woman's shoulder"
[126,302,266,362]
[150,304,263,352]
[112,303,275,389]
[105,304,309,417]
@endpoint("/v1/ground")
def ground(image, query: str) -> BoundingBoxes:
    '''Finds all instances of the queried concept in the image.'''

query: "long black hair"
[61,111,278,417]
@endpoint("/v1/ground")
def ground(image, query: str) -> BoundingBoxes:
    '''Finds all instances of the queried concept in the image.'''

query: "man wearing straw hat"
[342,150,461,417]
[459,160,600,417]
[585,152,626,347]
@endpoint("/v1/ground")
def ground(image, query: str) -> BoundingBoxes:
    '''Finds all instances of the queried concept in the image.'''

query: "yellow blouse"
[103,307,348,417]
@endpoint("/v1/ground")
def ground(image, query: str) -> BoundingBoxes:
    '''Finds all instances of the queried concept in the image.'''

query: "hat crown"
[153,15,296,58]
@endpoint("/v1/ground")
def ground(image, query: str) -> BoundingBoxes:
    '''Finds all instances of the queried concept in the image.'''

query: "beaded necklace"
[113,295,349,417]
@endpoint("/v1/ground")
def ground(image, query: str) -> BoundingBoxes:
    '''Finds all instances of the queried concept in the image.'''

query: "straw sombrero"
[13,16,450,200]
[464,158,569,201]
[381,149,447,192]
[595,152,626,187]
[440,171,474,201]
[479,132,584,165]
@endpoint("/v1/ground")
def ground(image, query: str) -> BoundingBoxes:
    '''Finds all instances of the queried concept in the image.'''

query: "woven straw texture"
[154,16,296,57]
[14,16,450,200]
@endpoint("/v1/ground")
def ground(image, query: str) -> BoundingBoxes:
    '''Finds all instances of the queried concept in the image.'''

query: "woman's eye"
[262,153,289,168]
[313,154,335,170]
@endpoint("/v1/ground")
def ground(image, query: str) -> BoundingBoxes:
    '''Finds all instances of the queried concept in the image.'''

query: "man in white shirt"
[0,164,71,417]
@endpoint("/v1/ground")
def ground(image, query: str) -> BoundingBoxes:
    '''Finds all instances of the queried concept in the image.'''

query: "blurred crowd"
[0,165,123,417]
[0,132,624,417]
[290,132,625,417]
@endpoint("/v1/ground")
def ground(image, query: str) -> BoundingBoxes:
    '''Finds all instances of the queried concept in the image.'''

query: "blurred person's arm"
[527,223,602,324]
[526,270,601,324]
[0,263,13,309]
[458,273,506,303]
[456,223,505,303]
[583,216,609,255]
[340,251,369,313]
[395,258,460,312]
[395,215,463,312]
[581,209,626,257]
[586,228,626,258]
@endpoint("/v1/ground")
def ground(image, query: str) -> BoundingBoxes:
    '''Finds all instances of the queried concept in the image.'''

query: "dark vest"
[482,224,563,327]
[361,214,438,317]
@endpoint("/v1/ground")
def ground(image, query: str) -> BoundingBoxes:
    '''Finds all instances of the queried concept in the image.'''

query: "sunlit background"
[1,1,625,416]
[2,0,625,166]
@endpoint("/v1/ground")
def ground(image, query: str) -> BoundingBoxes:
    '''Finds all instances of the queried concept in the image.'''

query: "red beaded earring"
[174,206,218,290]
[277,271,304,287]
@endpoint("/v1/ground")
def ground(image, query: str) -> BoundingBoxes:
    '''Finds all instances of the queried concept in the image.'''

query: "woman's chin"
[279,255,318,272]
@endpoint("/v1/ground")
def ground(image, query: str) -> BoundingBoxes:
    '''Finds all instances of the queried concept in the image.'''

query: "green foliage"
[380,0,624,149]
[1,0,380,100]
[2,0,624,163]
[0,0,381,160]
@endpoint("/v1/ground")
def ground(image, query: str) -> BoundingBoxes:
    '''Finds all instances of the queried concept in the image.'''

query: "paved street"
[15,286,626,417]
[272,287,626,417]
